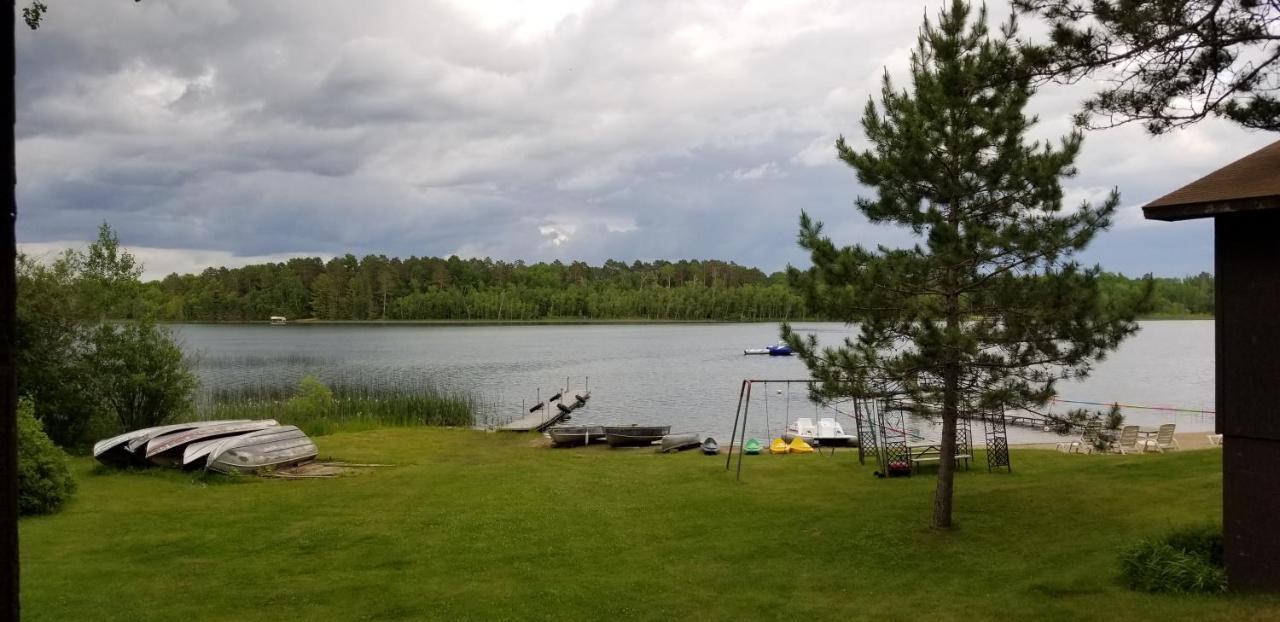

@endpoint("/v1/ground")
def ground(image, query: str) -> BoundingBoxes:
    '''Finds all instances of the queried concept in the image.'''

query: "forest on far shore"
[108,255,1216,323]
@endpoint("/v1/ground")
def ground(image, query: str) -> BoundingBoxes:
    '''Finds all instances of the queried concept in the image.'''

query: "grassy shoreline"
[19,428,1277,621]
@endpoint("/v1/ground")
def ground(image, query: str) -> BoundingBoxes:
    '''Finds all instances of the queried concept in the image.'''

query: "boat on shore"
[145,420,279,466]
[659,432,701,453]
[206,425,318,474]
[701,437,720,455]
[744,438,763,455]
[547,425,605,447]
[604,425,670,448]
[94,420,246,467]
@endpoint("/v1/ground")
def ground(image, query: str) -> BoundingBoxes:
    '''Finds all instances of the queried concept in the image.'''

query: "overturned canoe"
[145,420,279,466]
[183,437,229,468]
[660,432,701,453]
[547,425,603,447]
[604,425,670,448]
[701,437,720,455]
[206,425,318,474]
[94,420,247,467]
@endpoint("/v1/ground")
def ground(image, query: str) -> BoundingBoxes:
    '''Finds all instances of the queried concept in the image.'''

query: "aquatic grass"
[19,435,1280,621]
[199,377,478,436]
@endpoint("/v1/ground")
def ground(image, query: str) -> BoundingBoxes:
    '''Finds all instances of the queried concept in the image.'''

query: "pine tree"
[784,1,1149,529]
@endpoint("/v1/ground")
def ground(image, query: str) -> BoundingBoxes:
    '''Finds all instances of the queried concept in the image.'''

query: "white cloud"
[12,0,1272,277]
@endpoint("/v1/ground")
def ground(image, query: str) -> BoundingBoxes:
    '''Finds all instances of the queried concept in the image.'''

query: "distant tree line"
[134,254,1216,322]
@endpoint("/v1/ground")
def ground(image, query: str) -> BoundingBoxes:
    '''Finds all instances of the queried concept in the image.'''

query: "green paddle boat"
[744,438,763,455]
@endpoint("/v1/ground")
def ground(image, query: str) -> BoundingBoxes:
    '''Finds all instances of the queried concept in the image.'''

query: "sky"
[14,0,1277,281]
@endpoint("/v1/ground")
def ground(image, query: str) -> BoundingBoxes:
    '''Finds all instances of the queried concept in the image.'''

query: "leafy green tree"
[1015,0,1280,133]
[82,321,195,432]
[784,1,1148,529]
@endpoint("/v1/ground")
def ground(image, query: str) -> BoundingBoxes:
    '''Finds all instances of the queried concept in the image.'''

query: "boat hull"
[146,420,279,466]
[660,432,701,453]
[206,426,318,474]
[603,425,671,448]
[548,426,604,447]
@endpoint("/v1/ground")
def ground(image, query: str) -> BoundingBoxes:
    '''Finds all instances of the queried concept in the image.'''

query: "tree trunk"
[932,364,959,529]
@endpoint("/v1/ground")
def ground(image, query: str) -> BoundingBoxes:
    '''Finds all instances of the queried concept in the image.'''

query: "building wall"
[1216,208,1280,591]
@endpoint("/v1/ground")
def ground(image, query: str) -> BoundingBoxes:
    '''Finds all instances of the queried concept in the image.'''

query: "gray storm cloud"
[15,0,1272,279]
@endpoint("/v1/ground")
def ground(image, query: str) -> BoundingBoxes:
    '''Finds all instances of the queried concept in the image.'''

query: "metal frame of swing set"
[724,378,1010,480]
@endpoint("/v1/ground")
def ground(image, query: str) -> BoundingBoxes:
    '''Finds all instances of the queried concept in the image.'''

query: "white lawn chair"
[1113,425,1142,454]
[1208,433,1223,446]
[1057,421,1101,454]
[1146,423,1179,452]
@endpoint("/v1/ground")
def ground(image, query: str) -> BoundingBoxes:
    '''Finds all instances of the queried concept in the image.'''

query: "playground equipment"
[725,379,1012,480]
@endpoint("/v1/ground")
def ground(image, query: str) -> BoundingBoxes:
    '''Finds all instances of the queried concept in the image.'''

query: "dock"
[498,391,591,433]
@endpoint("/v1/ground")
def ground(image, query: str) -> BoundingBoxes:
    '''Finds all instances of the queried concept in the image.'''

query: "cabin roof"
[1143,140,1280,221]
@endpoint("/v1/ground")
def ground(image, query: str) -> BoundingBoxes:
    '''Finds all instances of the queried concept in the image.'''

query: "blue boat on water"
[743,342,793,356]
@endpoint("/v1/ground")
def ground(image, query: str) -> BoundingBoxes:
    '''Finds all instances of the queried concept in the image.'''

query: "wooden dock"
[498,392,591,433]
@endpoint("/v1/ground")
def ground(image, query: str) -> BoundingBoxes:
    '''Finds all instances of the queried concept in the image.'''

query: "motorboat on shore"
[206,425,318,474]
[547,425,605,447]
[659,432,702,453]
[604,425,671,448]
[815,417,856,447]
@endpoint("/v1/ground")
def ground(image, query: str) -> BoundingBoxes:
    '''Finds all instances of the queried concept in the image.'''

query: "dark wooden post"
[3,1,21,619]
[1144,140,1280,593]
[1215,210,1280,591]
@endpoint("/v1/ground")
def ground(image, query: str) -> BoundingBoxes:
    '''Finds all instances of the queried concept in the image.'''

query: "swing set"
[724,379,1012,480]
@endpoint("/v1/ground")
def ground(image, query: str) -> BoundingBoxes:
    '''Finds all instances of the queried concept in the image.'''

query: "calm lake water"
[174,321,1215,444]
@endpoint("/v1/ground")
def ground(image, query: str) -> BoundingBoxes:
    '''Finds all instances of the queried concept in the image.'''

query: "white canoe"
[206,425,318,474]
[145,420,279,466]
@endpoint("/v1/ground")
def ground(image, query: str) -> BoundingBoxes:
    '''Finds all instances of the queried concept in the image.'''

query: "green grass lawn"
[19,429,1279,621]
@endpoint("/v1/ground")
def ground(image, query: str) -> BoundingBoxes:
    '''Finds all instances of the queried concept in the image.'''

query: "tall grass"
[198,376,478,436]
[1119,524,1226,594]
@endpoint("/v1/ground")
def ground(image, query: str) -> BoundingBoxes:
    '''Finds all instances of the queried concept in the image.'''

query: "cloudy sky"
[15,0,1277,281]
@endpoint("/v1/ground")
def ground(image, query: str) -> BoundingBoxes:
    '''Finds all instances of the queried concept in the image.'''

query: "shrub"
[1120,524,1226,594]
[84,321,197,432]
[17,398,76,516]
[287,375,335,417]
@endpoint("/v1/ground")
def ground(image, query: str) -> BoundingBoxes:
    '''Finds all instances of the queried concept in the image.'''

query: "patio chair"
[1113,425,1142,454]
[1146,423,1179,452]
[1208,433,1223,446]
[1057,421,1101,454]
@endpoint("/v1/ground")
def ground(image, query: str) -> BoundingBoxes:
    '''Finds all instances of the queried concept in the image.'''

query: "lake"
[174,320,1215,444]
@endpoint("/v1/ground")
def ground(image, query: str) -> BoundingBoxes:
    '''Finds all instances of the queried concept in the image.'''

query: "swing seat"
[787,437,814,454]
[769,438,790,454]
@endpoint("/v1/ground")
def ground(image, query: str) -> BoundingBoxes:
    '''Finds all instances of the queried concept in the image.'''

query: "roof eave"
[1143,196,1280,222]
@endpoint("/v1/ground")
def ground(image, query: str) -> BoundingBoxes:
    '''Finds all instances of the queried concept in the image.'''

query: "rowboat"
[94,420,246,467]
[659,432,701,453]
[701,437,720,455]
[547,425,604,447]
[603,425,670,448]
[182,437,229,468]
[145,420,278,466]
[206,425,318,474]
